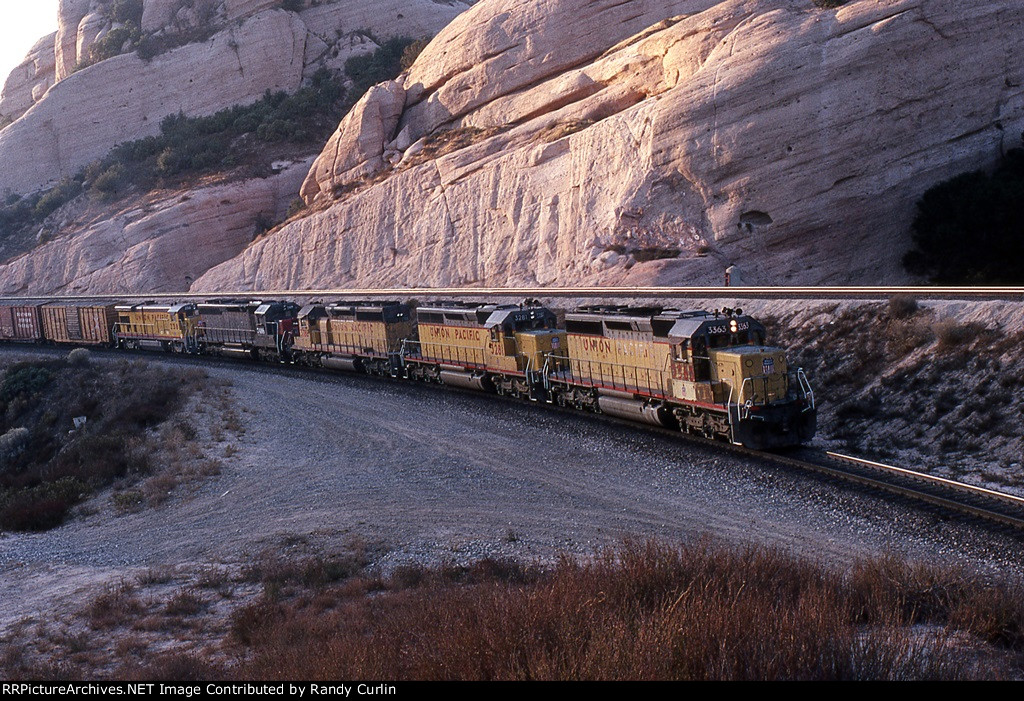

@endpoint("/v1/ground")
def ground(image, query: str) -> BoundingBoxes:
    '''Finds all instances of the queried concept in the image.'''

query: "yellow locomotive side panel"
[515,330,566,374]
[325,319,388,356]
[710,349,789,404]
[566,334,672,395]
[294,313,411,357]
[419,323,488,367]
[118,308,187,339]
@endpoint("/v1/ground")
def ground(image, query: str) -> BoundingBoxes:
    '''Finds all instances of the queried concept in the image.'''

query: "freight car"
[0,297,816,450]
[40,303,117,346]
[0,304,43,343]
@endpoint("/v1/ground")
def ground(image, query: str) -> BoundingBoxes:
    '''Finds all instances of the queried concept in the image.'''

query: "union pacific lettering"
[576,337,613,354]
[331,321,380,336]
[572,337,652,361]
[423,324,486,343]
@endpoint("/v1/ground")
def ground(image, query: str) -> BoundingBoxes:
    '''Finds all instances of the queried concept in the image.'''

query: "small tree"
[903,148,1024,284]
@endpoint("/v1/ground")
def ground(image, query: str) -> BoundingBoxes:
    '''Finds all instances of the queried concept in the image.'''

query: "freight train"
[0,298,816,449]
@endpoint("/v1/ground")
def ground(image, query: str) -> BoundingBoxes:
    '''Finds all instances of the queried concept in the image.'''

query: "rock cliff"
[195,0,1024,290]
[0,0,471,197]
[0,33,57,124]
[0,159,312,295]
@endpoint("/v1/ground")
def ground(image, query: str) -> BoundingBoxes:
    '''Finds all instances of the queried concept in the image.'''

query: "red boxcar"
[0,304,44,342]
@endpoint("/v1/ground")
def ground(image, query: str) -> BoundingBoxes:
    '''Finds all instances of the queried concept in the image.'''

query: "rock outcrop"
[0,0,471,197]
[0,33,57,124]
[0,159,312,295]
[196,0,1024,290]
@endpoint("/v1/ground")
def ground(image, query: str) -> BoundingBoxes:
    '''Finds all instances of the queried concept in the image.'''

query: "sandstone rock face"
[0,159,312,295]
[0,10,306,198]
[1,0,471,197]
[0,33,57,123]
[198,0,1023,290]
[56,0,93,81]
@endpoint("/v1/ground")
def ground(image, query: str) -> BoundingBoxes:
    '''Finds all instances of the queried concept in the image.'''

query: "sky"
[0,1,60,87]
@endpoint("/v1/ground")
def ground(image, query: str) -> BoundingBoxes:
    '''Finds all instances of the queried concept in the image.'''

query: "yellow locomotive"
[0,296,816,450]
[113,303,199,352]
[292,301,413,375]
[405,302,565,398]
[547,306,815,449]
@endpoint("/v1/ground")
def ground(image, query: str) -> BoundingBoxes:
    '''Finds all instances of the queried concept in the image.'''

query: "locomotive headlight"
[729,319,738,333]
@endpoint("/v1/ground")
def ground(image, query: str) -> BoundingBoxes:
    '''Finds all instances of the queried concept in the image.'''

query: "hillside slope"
[0,0,470,295]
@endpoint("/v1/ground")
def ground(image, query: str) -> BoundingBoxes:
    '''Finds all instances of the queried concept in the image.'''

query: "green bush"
[1,365,53,402]
[91,163,127,198]
[903,148,1024,284]
[76,22,143,70]
[345,37,417,98]
[400,38,430,71]
[110,0,144,25]
[0,477,87,531]
[33,178,82,219]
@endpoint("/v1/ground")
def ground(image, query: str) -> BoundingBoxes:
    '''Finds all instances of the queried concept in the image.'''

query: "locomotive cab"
[664,309,815,448]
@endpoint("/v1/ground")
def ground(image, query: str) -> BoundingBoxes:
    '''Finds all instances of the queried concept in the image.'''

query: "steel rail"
[768,450,1024,531]
[2,286,1024,303]
[826,451,1024,509]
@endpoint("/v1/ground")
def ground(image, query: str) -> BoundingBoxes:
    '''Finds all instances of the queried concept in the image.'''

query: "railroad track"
[3,342,1023,534]
[518,394,1024,533]
[790,450,1024,532]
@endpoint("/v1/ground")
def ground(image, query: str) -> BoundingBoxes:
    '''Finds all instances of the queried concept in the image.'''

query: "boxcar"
[40,303,117,346]
[0,304,44,342]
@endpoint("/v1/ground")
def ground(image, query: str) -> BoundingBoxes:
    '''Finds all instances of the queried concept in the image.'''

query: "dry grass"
[933,320,989,354]
[86,582,144,631]
[114,540,1024,681]
[7,541,1023,681]
[536,119,594,143]
[765,303,1024,474]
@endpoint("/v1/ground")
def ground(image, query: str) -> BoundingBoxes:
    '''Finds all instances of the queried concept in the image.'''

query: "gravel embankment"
[2,345,1024,634]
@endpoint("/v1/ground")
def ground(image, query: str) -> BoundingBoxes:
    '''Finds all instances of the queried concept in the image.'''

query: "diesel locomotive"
[0,298,816,450]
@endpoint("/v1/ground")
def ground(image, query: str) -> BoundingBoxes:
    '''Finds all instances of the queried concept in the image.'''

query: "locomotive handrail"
[723,378,737,444]
[401,339,488,367]
[796,368,815,410]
